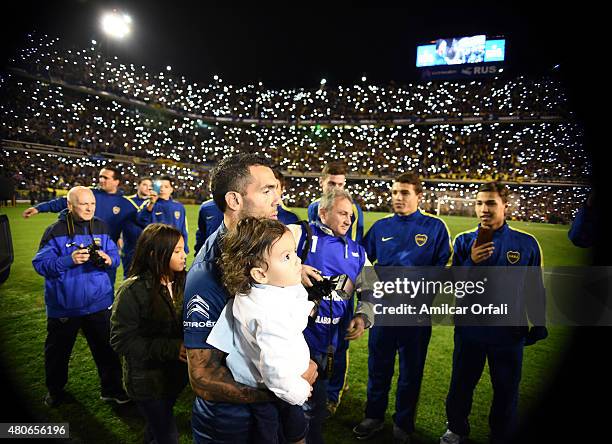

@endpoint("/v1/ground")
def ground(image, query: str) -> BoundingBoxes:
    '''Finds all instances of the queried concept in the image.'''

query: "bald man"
[33,186,128,407]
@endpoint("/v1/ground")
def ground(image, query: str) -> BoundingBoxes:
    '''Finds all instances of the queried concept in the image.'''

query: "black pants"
[365,325,432,434]
[44,309,123,396]
[251,400,307,444]
[136,397,179,444]
[445,333,523,443]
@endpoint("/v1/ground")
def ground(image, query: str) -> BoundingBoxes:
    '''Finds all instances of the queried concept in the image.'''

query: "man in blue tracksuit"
[306,162,364,414]
[183,154,318,443]
[354,172,452,443]
[194,199,223,256]
[120,177,151,277]
[307,162,364,243]
[23,166,136,284]
[273,168,300,226]
[568,192,595,248]
[440,182,547,444]
[137,175,189,254]
[32,186,128,408]
[295,188,374,444]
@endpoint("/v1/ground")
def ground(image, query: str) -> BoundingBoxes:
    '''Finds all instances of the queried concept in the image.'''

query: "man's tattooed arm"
[186,348,273,403]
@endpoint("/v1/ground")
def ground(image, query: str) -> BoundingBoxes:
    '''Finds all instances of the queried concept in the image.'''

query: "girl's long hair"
[128,223,186,317]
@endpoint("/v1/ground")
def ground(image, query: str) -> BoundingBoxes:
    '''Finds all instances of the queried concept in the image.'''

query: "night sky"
[0,1,593,88]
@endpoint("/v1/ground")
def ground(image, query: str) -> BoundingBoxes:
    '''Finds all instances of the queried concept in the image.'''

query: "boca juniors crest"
[112,206,121,215]
[506,251,520,264]
[174,211,181,220]
[415,234,428,247]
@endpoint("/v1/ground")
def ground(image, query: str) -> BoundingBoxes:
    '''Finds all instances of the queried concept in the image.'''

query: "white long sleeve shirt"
[207,284,315,406]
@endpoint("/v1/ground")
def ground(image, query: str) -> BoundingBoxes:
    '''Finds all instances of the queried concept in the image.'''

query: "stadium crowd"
[0,73,589,182]
[10,34,571,120]
[1,149,588,224]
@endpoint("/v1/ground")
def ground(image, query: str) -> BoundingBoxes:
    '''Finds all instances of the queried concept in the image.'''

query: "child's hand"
[301,359,318,385]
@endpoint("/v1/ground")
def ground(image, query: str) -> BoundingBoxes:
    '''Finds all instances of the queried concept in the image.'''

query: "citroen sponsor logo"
[186,295,210,319]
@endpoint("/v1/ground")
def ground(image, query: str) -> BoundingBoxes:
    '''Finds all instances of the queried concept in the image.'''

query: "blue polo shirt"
[277,202,299,225]
[183,223,251,441]
[194,199,224,255]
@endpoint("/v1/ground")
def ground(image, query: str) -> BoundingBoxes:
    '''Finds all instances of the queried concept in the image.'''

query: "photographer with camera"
[290,188,374,444]
[32,186,129,408]
[23,166,137,285]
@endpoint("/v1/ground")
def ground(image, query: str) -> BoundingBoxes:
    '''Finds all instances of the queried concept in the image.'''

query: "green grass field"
[0,204,590,443]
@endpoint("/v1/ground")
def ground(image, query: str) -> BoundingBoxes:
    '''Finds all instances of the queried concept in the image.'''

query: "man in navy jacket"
[137,175,189,253]
[32,186,128,408]
[355,173,452,443]
[121,177,152,277]
[194,198,223,256]
[440,182,547,444]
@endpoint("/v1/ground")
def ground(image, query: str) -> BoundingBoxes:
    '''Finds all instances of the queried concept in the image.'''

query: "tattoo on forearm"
[187,348,271,403]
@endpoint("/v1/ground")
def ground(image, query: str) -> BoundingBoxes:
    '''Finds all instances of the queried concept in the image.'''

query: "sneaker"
[325,400,338,419]
[393,424,411,444]
[440,429,467,444]
[100,391,131,405]
[353,418,384,440]
[44,391,64,408]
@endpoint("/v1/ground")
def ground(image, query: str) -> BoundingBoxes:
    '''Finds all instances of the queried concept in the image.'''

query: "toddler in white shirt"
[207,217,315,444]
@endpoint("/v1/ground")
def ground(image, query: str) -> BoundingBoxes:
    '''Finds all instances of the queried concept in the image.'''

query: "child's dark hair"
[128,223,186,314]
[219,217,289,296]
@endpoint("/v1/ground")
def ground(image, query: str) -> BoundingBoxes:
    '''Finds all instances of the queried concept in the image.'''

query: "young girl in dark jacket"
[110,223,188,444]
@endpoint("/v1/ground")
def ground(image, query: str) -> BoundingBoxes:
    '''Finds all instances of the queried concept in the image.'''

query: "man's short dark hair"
[157,175,173,187]
[272,168,285,189]
[478,181,509,204]
[321,162,347,178]
[211,154,271,212]
[102,166,121,182]
[395,172,423,195]
[138,176,152,185]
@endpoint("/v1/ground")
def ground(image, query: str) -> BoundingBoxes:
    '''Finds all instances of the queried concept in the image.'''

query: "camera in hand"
[86,243,106,268]
[307,274,352,318]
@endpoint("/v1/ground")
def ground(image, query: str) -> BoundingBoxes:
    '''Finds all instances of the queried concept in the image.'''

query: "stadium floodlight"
[101,10,132,39]
[361,76,367,82]
[320,78,327,85]
[166,65,172,71]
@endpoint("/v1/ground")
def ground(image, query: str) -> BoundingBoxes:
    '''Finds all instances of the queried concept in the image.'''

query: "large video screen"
[416,35,505,67]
